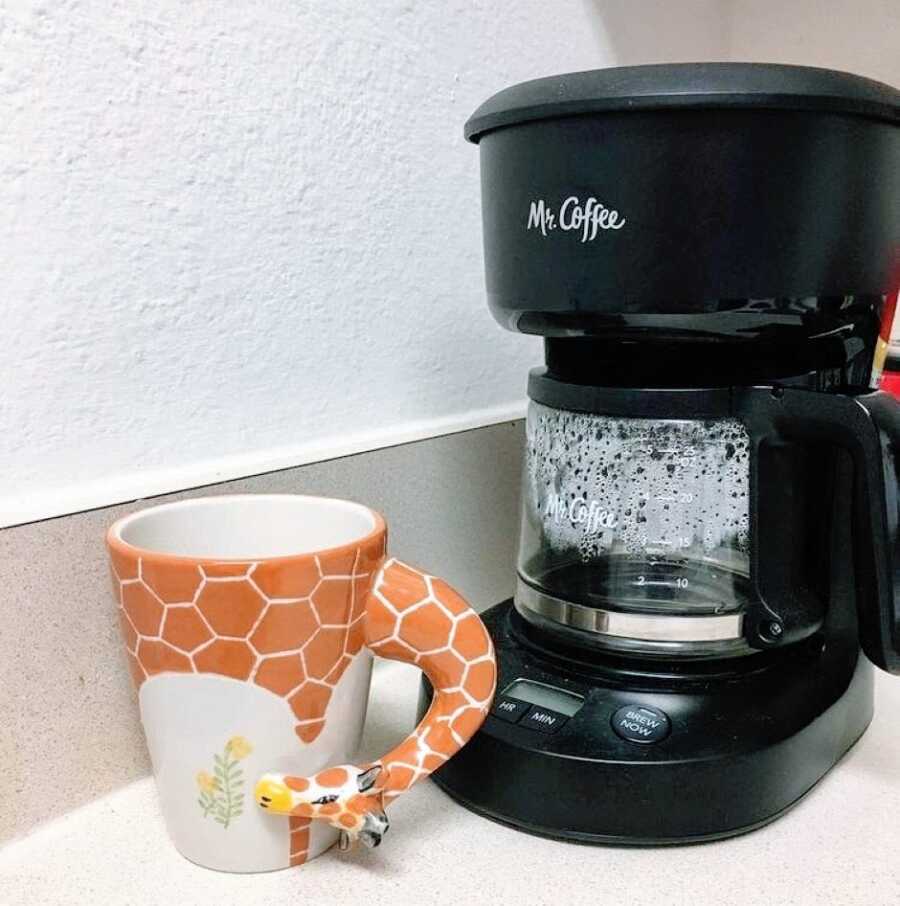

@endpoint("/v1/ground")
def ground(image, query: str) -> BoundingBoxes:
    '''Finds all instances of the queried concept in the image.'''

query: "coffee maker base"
[419,600,874,845]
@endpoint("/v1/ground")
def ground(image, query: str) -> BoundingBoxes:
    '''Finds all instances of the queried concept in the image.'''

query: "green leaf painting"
[195,736,253,830]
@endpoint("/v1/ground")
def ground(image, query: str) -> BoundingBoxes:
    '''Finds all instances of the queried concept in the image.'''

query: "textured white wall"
[727,0,899,87]
[594,0,899,87]
[1,1,620,526]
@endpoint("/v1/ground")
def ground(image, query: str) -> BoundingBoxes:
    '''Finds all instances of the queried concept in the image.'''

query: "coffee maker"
[420,64,900,843]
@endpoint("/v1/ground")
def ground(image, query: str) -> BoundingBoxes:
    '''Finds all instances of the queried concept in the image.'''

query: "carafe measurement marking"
[642,538,693,548]
[634,576,690,588]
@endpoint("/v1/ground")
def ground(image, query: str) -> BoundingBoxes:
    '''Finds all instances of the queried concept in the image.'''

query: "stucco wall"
[2,1,616,526]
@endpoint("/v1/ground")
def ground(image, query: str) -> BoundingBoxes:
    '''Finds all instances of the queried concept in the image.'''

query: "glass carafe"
[517,401,753,657]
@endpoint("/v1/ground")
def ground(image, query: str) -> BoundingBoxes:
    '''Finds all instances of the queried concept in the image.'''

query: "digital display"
[501,679,584,717]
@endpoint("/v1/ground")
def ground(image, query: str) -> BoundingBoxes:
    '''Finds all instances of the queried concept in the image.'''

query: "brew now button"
[611,704,671,744]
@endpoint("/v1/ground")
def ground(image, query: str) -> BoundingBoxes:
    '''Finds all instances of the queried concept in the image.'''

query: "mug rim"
[107,493,387,565]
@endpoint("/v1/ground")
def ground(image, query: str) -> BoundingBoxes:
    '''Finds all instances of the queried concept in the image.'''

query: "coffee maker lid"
[465,63,900,142]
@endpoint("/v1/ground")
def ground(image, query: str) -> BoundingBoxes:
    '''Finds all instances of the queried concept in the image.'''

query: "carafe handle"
[847,390,900,674]
[737,386,900,673]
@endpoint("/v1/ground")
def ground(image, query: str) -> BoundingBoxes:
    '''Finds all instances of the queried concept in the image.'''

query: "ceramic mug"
[107,494,496,872]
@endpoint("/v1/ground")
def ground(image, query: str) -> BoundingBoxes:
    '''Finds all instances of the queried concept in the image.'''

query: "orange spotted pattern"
[365,560,496,800]
[108,533,385,745]
[254,560,497,845]
[289,815,310,867]
[257,764,389,844]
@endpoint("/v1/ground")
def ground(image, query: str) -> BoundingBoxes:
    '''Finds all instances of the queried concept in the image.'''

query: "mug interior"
[110,494,379,560]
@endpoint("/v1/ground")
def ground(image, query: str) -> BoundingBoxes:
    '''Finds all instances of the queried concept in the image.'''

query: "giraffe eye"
[312,794,339,805]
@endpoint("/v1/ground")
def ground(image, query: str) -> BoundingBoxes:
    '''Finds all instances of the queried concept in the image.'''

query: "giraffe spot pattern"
[315,767,349,787]
[194,638,256,680]
[138,639,192,675]
[295,721,326,743]
[259,560,498,846]
[263,765,390,840]
[398,601,453,652]
[141,560,203,603]
[289,681,331,722]
[285,776,310,792]
[255,653,305,696]
[122,583,164,635]
[250,602,318,654]
[162,607,212,652]
[196,581,266,636]
[109,540,384,753]
[289,815,310,866]
[364,561,497,800]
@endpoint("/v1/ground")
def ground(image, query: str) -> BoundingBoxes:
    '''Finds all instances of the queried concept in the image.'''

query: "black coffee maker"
[420,64,900,842]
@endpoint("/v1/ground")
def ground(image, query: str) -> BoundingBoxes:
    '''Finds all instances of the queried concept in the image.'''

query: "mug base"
[173,826,339,873]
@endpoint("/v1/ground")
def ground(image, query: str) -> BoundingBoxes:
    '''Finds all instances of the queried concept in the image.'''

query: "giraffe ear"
[356,765,382,793]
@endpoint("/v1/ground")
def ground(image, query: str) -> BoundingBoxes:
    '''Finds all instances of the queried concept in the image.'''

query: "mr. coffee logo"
[527,196,626,242]
[545,492,617,532]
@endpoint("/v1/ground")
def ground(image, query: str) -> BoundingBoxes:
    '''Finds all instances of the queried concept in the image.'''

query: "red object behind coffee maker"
[878,273,900,398]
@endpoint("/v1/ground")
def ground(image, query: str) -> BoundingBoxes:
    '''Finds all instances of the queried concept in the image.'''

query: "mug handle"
[254,558,497,850]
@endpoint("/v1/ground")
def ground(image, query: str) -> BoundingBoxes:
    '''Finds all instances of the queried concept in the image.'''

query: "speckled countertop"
[2,661,899,906]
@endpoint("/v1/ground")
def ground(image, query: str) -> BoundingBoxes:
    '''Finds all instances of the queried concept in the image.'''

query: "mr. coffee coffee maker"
[420,64,900,842]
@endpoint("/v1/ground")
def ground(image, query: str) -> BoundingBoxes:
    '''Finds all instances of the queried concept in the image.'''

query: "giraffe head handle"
[255,764,390,850]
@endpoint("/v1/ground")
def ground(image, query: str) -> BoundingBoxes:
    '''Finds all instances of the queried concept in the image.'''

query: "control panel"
[489,677,672,745]
[490,679,584,734]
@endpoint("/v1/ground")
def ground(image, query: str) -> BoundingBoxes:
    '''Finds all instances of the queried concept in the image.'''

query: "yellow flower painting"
[225,736,253,760]
[196,770,218,794]
[196,736,253,828]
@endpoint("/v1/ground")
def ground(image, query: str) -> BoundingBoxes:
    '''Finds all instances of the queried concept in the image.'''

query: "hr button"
[491,696,530,723]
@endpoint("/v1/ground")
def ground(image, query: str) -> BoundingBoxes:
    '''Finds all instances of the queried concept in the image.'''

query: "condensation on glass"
[517,402,752,653]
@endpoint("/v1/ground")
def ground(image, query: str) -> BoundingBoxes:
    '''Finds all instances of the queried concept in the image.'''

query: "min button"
[520,705,568,734]
[611,704,671,744]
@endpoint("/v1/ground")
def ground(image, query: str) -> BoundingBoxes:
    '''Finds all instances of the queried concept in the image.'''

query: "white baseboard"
[1,401,527,529]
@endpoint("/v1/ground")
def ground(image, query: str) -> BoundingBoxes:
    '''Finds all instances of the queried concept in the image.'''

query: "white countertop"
[3,660,900,906]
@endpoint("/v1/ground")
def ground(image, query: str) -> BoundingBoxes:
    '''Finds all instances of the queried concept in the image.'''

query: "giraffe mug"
[107,494,497,872]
